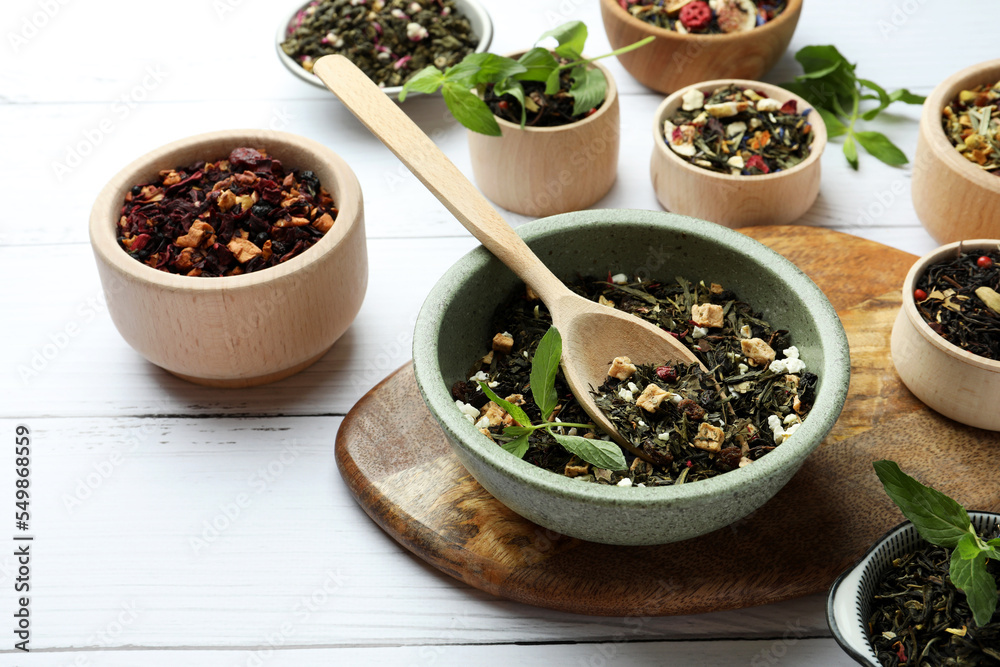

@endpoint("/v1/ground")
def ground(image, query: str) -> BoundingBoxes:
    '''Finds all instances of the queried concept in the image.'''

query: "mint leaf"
[551,433,627,470]
[855,130,908,166]
[514,48,559,82]
[873,461,973,548]
[399,65,445,101]
[569,65,605,117]
[817,108,847,138]
[502,425,534,438]
[957,532,982,560]
[890,88,926,105]
[858,78,890,120]
[441,83,501,136]
[950,549,998,627]
[494,78,527,127]
[446,53,525,86]
[537,20,586,60]
[843,135,859,169]
[478,381,530,427]
[502,434,530,459]
[530,327,562,421]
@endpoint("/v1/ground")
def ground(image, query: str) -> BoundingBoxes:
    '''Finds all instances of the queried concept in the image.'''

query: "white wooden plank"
[5,638,857,666]
[0,416,840,651]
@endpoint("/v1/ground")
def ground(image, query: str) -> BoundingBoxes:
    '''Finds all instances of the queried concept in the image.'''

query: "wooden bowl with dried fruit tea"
[89,129,367,387]
[600,0,801,94]
[276,0,493,98]
[650,79,826,227]
[891,239,1000,431]
[913,59,1000,243]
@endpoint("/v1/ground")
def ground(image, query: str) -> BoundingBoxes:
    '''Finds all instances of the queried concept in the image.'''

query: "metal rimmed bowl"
[276,0,493,97]
[827,512,1000,666]
[411,209,850,546]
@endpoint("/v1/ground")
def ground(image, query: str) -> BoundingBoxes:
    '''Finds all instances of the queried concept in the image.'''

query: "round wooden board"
[335,226,1000,616]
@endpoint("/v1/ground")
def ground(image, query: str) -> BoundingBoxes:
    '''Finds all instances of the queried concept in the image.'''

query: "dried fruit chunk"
[608,356,638,381]
[691,303,724,328]
[693,423,725,452]
[636,384,669,413]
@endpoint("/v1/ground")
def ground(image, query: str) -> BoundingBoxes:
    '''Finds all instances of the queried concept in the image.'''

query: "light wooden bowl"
[600,0,801,94]
[890,239,1000,431]
[89,130,368,388]
[276,0,494,98]
[912,59,1000,244]
[649,79,826,227]
[466,58,619,217]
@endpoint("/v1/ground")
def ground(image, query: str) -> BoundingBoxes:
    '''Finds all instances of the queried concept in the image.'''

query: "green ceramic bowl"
[412,210,850,545]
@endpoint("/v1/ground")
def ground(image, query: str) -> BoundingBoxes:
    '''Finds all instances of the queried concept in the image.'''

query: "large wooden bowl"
[467,58,619,217]
[890,239,1000,431]
[912,59,1000,243]
[600,0,801,94]
[650,79,826,227]
[89,130,368,387]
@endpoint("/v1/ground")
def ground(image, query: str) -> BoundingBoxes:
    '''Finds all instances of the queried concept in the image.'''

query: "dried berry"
[913,288,927,301]
[655,365,678,382]
[977,255,994,269]
[115,147,336,277]
[679,1,712,30]
[715,447,743,472]
[678,398,706,421]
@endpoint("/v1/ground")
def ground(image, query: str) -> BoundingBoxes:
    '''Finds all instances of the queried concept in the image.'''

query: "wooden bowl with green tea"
[891,239,1000,431]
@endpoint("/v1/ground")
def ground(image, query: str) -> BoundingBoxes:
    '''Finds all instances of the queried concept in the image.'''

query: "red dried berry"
[913,288,927,301]
[746,154,770,174]
[679,1,712,30]
[977,255,994,268]
[586,108,597,116]
[497,100,509,111]
[779,99,798,115]
[655,365,677,382]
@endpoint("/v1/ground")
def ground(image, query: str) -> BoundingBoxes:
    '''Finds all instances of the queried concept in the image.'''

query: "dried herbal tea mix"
[943,80,1000,175]
[452,274,818,486]
[913,248,1000,361]
[663,84,813,175]
[281,0,478,88]
[869,462,1000,666]
[116,147,336,277]
[619,0,785,34]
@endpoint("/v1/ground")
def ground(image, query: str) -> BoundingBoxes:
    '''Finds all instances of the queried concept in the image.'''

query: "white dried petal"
[756,98,782,112]
[726,121,747,137]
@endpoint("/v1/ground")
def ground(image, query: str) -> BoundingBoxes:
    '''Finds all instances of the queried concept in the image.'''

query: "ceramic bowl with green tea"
[412,209,850,546]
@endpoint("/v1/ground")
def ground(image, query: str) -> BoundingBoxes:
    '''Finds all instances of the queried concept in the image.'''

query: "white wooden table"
[1,0,988,663]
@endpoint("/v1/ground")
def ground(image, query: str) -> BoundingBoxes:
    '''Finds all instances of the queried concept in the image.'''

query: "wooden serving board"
[335,226,1000,616]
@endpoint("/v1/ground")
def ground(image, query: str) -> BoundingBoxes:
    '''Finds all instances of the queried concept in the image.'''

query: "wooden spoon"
[313,55,702,461]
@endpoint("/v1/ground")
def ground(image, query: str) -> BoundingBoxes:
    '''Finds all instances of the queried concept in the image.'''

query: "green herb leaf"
[889,88,926,105]
[544,68,561,96]
[551,432,627,470]
[569,65,605,117]
[950,549,998,627]
[446,53,525,86]
[514,47,559,82]
[478,381,530,427]
[502,434,530,459]
[858,78,890,120]
[399,66,446,101]
[957,532,983,560]
[873,460,973,548]
[502,425,534,438]
[494,78,527,128]
[817,108,847,138]
[530,326,562,421]
[441,83,501,136]
[854,130,909,166]
[843,135,859,170]
[537,20,587,61]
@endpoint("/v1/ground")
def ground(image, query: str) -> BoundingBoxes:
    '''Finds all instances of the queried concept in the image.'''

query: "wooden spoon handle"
[312,55,567,302]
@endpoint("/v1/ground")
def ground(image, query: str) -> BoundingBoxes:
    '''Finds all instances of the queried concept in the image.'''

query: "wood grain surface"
[336,225,1000,616]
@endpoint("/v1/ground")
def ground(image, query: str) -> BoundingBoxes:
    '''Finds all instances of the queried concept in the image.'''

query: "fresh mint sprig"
[782,45,925,169]
[873,460,999,627]
[479,326,627,471]
[399,21,652,136]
